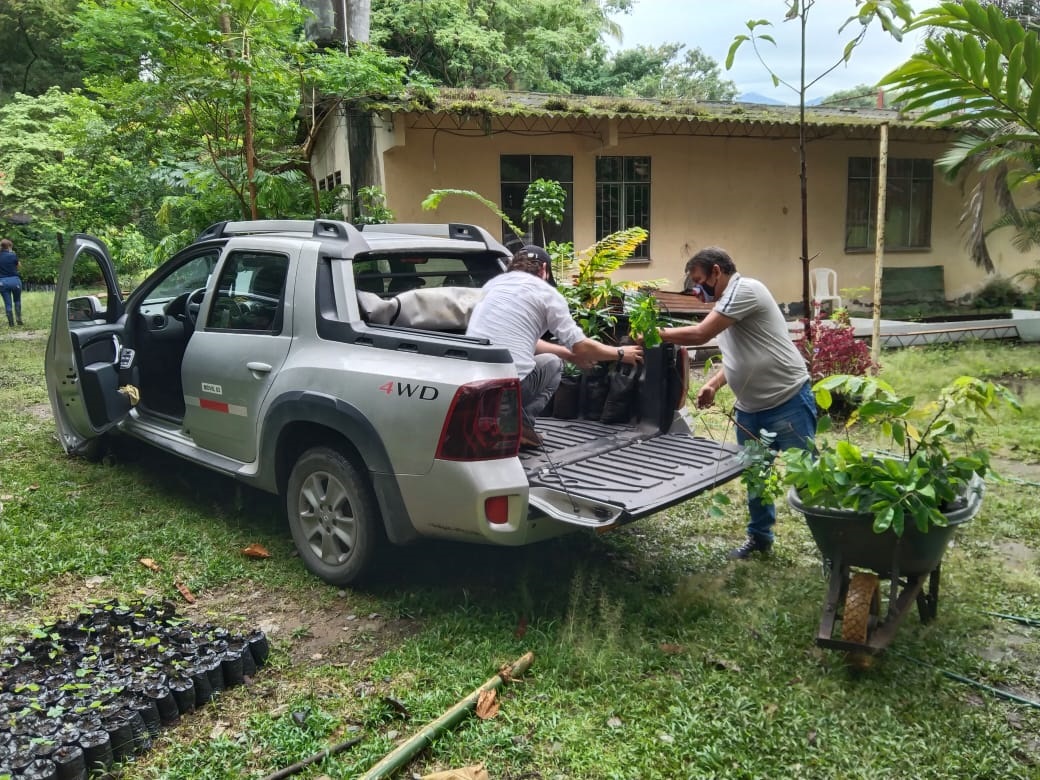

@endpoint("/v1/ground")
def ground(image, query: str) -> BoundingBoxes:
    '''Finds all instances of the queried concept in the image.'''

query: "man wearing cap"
[467,244,643,448]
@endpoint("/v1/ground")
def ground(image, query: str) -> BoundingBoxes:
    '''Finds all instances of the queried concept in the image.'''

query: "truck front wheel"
[286,446,382,586]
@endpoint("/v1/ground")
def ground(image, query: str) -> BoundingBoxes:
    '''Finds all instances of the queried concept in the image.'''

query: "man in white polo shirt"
[657,246,816,559]
[467,245,643,448]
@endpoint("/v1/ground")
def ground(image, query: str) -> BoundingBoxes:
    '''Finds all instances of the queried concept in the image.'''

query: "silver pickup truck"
[46,220,742,586]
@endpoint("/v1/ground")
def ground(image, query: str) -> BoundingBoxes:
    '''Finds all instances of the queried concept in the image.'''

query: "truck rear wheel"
[286,446,382,586]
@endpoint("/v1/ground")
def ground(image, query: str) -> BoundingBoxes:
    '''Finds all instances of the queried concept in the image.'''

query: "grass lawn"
[2,290,1039,779]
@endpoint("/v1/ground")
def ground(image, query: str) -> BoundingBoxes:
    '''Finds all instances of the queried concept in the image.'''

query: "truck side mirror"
[67,295,105,323]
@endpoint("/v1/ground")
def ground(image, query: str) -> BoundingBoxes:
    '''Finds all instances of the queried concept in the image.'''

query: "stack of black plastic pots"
[0,599,269,779]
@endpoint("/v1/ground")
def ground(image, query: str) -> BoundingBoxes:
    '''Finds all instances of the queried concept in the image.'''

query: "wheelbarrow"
[787,474,985,660]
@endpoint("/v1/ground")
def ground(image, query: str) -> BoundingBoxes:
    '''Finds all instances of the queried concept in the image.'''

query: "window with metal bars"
[595,156,651,260]
[499,155,573,249]
[845,157,933,251]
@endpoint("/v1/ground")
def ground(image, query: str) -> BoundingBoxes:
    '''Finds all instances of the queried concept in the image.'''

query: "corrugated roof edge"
[353,87,960,135]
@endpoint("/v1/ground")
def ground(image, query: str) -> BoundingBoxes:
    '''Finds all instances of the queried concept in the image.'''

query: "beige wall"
[372,113,1034,308]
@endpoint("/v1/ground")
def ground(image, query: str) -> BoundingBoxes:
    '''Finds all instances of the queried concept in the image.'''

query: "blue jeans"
[735,381,817,543]
[0,276,20,315]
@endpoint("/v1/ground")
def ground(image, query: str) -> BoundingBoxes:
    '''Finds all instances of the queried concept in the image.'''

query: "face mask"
[700,270,717,298]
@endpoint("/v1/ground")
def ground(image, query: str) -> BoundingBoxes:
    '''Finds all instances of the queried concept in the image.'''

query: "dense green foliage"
[371,0,735,98]
[0,0,422,279]
[0,89,156,281]
[371,0,629,92]
[0,0,84,100]
[564,43,738,100]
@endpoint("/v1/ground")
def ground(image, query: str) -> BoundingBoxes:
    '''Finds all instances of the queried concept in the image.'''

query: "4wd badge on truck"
[379,380,439,400]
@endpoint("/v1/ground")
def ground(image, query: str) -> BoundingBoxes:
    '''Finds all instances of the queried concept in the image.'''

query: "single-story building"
[310,87,1033,312]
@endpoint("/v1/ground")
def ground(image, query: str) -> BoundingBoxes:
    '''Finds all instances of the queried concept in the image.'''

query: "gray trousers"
[519,353,563,420]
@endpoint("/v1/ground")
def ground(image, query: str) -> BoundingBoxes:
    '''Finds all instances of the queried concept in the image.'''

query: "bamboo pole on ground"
[871,122,889,373]
[258,736,364,780]
[358,651,535,780]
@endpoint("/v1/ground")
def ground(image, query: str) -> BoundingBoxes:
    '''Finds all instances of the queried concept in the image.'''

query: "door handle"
[246,361,273,375]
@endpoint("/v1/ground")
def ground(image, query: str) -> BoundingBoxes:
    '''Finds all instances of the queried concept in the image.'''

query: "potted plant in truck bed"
[745,373,1020,655]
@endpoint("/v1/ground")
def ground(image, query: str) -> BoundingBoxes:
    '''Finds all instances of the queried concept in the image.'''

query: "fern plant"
[554,227,652,341]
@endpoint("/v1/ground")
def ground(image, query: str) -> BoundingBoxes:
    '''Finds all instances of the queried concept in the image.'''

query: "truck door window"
[207,251,289,332]
[142,252,219,307]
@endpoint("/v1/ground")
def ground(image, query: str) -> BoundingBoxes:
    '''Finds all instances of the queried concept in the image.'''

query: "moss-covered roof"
[356,87,956,142]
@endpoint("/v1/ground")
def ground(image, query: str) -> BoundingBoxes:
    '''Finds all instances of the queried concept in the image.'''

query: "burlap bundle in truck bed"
[357,287,486,331]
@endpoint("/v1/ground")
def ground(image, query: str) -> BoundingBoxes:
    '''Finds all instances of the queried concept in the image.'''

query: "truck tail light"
[436,379,521,461]
[676,346,690,409]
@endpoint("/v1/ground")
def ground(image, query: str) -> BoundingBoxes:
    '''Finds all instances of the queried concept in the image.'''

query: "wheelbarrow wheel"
[842,572,880,645]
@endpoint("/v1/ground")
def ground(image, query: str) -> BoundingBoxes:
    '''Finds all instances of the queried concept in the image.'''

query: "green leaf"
[986,3,1013,52]
[873,505,894,533]
[1022,34,1039,85]
[1027,79,1040,128]
[984,39,1003,94]
[726,36,748,70]
[964,34,987,87]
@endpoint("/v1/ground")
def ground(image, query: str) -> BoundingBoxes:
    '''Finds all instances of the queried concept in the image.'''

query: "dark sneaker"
[519,424,544,450]
[729,535,773,559]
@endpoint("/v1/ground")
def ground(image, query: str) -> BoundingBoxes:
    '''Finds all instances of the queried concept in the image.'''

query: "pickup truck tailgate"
[520,418,744,529]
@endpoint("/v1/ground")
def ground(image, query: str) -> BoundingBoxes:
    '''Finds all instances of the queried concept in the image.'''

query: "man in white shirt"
[657,246,816,559]
[467,245,643,448]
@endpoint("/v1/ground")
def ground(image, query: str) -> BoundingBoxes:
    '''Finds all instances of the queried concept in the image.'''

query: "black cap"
[516,244,551,266]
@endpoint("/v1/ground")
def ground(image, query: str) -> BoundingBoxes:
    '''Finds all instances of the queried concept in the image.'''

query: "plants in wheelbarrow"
[776,374,1021,535]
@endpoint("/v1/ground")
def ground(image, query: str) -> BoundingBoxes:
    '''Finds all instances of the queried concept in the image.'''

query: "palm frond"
[573,227,649,287]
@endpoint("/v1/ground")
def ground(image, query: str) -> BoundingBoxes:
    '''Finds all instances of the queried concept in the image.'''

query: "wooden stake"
[871,122,889,373]
[358,652,535,780]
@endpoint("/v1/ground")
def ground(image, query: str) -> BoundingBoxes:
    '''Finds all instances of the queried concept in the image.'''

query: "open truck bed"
[520,417,743,529]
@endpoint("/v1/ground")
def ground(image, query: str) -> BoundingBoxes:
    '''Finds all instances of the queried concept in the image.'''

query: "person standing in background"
[0,238,23,327]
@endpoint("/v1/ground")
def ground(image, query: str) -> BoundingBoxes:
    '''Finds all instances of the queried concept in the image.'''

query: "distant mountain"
[736,92,829,107]
[736,92,786,105]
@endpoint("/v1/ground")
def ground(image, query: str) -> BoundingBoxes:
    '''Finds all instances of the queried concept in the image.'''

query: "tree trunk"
[798,7,811,336]
[244,34,258,219]
[348,0,371,44]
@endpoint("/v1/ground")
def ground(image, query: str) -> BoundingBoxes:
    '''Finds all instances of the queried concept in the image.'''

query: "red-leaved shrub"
[797,309,877,381]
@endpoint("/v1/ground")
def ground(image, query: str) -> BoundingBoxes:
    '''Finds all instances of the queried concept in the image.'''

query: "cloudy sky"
[610,0,928,102]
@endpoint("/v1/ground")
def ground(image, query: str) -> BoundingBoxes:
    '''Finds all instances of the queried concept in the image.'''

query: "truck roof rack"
[195,219,363,243]
[358,223,508,254]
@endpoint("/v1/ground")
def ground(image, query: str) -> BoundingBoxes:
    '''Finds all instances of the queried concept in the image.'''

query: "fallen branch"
[359,651,535,780]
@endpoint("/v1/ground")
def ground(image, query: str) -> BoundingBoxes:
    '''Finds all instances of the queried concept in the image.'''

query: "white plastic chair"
[810,267,842,311]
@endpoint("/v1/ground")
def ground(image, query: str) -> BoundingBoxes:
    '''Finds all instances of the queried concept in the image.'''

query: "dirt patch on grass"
[2,328,42,340]
[25,402,52,420]
[993,540,1038,574]
[183,584,421,668]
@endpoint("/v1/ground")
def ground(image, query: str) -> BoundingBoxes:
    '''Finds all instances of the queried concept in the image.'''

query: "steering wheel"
[186,287,208,326]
